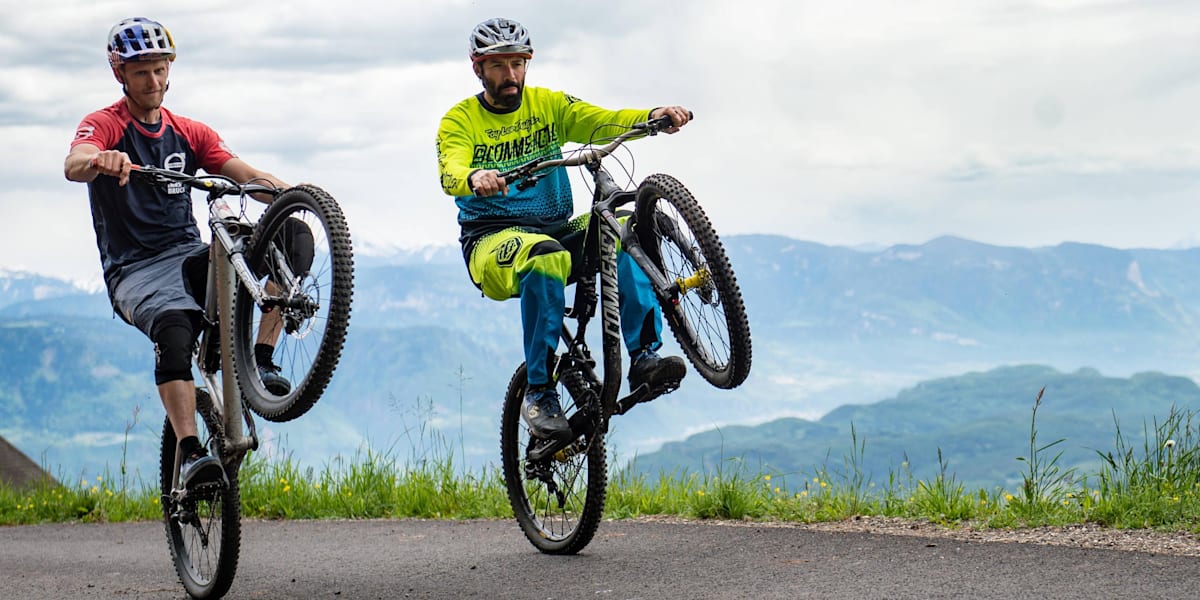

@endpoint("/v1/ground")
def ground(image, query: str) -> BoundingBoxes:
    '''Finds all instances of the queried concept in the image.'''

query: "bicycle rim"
[632,173,752,389]
[160,389,241,599]
[500,364,607,554]
[234,184,354,422]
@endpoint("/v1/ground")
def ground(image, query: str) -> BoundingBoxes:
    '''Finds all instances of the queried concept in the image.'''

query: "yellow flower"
[820,481,828,488]
[800,491,808,497]
[283,485,292,493]
[1005,494,1014,501]
[774,487,781,494]
[105,490,113,497]
[280,477,288,485]
[697,490,706,497]
[763,475,771,482]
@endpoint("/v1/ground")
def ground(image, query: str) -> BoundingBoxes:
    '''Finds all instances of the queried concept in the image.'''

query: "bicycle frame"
[526,153,679,460]
[163,184,272,492]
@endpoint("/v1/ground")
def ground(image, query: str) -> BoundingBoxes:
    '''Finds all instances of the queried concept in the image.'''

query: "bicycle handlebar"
[129,164,281,199]
[497,111,694,188]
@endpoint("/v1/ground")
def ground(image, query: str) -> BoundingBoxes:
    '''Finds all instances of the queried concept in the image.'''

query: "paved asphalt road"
[3,518,1199,599]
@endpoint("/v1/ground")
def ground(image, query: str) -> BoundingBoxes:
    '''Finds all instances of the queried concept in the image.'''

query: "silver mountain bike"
[130,165,354,598]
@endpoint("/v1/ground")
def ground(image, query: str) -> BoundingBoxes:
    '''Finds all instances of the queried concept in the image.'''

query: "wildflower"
[105,490,113,497]
[1165,440,1176,449]
[763,474,771,482]
[800,490,808,498]
[280,477,288,485]
[1005,494,1014,501]
[697,490,706,497]
[774,487,781,494]
[283,485,291,493]
[820,481,828,488]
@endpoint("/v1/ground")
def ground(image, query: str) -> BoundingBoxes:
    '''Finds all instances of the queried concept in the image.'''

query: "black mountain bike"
[130,165,354,598]
[496,114,752,554]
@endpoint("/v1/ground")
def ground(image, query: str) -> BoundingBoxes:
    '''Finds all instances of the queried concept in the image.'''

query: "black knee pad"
[257,217,315,280]
[152,311,199,385]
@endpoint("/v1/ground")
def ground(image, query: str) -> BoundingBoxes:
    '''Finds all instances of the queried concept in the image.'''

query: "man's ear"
[472,62,483,79]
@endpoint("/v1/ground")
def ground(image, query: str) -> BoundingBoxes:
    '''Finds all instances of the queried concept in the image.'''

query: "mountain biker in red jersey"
[63,17,301,489]
[436,17,693,440]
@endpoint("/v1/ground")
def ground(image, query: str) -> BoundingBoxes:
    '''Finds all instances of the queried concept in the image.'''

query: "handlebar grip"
[652,110,695,128]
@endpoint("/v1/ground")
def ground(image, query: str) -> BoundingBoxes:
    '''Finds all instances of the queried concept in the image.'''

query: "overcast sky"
[3,0,1200,285]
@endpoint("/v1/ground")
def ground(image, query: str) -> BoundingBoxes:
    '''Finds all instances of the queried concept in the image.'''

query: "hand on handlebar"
[470,169,509,197]
[89,150,134,186]
[649,106,693,134]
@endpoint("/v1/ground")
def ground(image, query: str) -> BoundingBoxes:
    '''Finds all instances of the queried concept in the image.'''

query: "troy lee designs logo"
[74,126,96,140]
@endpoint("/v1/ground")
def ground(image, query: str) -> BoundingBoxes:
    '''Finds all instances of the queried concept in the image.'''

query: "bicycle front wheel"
[234,184,354,422]
[500,363,607,554]
[161,388,241,599]
[632,173,752,389]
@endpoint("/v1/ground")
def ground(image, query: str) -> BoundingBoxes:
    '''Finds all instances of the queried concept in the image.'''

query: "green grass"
[5,397,1200,533]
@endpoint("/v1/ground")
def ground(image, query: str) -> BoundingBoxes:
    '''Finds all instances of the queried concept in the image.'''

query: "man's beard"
[486,79,523,109]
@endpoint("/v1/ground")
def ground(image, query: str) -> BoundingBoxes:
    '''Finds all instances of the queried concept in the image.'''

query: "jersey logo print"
[164,152,187,195]
[75,126,96,140]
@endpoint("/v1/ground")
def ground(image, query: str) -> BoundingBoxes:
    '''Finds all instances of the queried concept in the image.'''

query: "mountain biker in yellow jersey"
[63,17,303,489]
[436,17,692,440]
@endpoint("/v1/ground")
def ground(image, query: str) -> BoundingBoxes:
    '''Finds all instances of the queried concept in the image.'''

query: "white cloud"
[4,0,1200,281]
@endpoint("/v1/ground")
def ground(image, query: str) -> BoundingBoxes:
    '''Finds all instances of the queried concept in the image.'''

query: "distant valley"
[4,235,1200,489]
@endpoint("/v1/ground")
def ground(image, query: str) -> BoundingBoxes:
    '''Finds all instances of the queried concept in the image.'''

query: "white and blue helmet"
[107,17,176,67]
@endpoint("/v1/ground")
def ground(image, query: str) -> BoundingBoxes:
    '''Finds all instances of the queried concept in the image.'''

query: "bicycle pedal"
[616,380,681,415]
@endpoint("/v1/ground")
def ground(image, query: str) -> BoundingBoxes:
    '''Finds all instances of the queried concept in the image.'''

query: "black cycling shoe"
[522,386,573,440]
[628,350,687,395]
[258,363,292,396]
[180,449,226,491]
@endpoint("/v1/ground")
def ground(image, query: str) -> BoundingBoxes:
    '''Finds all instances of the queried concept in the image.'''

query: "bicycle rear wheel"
[500,363,607,554]
[234,184,354,422]
[161,388,241,599]
[632,173,752,389]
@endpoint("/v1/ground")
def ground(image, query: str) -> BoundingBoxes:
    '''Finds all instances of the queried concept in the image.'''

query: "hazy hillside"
[630,365,1200,491]
[5,234,1200,482]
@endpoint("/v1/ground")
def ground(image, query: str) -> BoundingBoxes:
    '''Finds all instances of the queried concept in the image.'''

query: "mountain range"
[3,234,1200,488]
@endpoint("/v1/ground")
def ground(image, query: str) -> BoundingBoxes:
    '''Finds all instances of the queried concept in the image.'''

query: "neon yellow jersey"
[436,86,650,248]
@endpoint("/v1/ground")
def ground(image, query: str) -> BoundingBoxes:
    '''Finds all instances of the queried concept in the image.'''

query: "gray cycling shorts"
[109,242,210,338]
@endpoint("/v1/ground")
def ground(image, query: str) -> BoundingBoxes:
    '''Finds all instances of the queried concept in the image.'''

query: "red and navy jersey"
[71,99,236,282]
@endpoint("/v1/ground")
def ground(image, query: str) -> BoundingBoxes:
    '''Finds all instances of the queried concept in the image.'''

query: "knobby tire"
[160,388,242,599]
[500,363,608,554]
[234,184,354,422]
[632,173,752,389]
